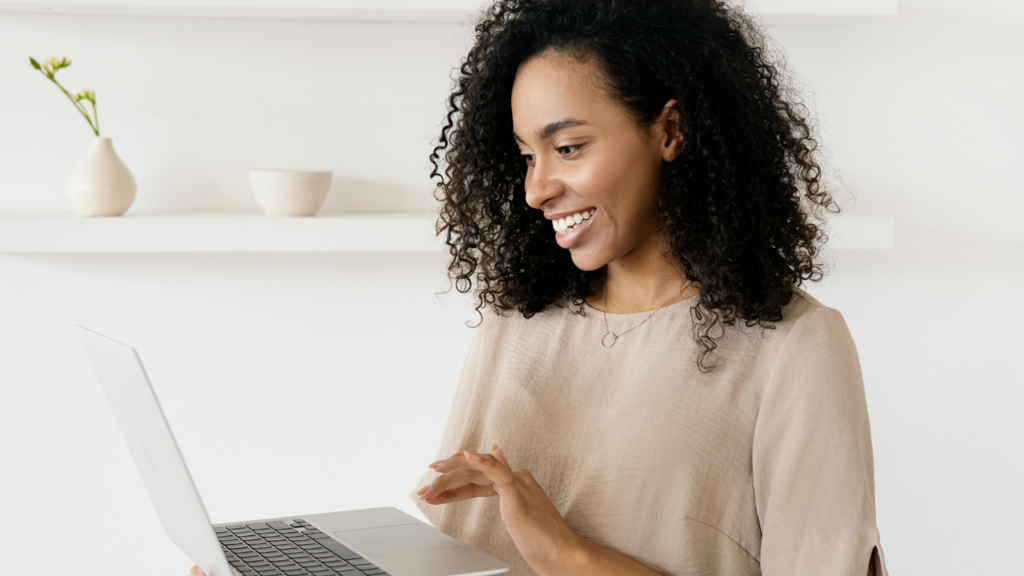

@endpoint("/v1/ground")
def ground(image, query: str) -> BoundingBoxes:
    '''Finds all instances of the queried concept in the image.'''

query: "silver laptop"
[77,325,509,576]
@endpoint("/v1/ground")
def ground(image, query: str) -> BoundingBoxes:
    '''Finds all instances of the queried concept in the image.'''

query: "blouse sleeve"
[752,305,890,576]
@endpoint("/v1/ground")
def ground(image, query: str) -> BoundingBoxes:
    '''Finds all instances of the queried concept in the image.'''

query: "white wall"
[1,2,1022,575]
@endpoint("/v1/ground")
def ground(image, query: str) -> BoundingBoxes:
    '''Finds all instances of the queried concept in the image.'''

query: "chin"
[569,250,607,272]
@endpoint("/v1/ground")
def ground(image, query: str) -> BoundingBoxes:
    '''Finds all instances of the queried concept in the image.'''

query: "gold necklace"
[600,280,689,348]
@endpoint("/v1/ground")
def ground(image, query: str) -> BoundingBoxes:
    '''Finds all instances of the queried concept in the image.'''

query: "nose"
[523,157,564,211]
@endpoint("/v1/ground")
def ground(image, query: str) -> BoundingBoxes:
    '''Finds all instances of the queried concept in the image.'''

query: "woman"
[408,1,888,575]
[192,0,888,575]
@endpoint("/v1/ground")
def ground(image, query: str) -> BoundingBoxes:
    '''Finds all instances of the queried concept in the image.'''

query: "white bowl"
[250,169,332,217]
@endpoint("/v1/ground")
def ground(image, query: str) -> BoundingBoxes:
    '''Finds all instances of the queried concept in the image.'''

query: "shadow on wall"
[320,177,440,214]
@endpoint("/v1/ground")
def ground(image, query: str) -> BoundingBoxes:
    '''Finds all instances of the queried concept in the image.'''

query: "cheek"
[573,149,655,227]
[566,150,632,208]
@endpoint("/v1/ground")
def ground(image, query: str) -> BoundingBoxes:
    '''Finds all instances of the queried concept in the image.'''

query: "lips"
[554,209,596,249]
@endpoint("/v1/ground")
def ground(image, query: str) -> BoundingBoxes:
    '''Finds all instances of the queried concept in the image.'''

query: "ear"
[655,99,685,162]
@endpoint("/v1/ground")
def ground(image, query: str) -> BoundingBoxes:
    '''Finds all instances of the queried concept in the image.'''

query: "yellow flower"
[45,57,71,71]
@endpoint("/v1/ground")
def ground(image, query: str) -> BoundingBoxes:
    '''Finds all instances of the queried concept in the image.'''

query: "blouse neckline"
[580,292,701,318]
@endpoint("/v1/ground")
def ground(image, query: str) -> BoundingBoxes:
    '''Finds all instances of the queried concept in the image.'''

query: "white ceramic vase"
[67,136,137,217]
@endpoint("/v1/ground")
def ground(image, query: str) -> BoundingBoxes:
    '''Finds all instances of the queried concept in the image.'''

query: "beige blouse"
[409,286,889,576]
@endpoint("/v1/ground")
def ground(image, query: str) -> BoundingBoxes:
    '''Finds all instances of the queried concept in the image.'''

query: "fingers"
[429,452,466,473]
[463,451,515,493]
[491,444,511,469]
[431,444,511,473]
[418,466,491,501]
[189,566,206,576]
[421,481,497,504]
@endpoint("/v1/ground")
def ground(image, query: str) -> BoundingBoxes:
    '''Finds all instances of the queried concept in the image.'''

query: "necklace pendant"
[601,331,617,348]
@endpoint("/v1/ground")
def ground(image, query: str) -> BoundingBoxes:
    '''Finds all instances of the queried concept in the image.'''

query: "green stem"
[45,74,98,136]
[91,98,100,135]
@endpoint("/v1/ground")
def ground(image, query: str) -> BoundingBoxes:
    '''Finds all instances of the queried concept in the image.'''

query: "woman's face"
[511,49,681,271]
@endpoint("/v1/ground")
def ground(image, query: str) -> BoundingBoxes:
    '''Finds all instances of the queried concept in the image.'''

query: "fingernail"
[417,486,427,495]
[466,451,481,461]
[429,460,444,468]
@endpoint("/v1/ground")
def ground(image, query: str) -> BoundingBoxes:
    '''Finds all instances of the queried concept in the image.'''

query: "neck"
[587,232,700,314]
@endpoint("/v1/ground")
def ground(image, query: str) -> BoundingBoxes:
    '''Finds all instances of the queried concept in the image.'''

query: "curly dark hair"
[430,0,842,373]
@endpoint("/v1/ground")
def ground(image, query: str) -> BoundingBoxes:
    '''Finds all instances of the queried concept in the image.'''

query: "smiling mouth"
[552,207,597,234]
[552,208,597,250]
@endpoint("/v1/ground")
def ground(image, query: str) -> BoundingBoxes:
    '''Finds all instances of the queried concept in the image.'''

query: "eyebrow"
[512,119,588,144]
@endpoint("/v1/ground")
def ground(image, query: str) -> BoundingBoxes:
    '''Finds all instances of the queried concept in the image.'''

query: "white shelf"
[0,211,892,253]
[0,1,898,26]
[0,211,445,253]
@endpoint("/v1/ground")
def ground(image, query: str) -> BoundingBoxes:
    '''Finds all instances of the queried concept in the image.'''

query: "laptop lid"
[77,325,235,576]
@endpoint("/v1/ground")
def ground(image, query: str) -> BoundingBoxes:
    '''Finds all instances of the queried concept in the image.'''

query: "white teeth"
[554,208,596,233]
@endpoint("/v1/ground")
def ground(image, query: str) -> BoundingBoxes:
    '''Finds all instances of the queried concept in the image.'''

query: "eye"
[557,144,580,156]
[521,153,536,165]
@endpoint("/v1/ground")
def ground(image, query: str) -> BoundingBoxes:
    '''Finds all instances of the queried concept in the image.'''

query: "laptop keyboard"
[215,518,391,576]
